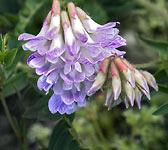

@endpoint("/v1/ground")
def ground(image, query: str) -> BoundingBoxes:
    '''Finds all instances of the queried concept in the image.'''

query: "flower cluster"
[89,57,158,110]
[18,0,126,114]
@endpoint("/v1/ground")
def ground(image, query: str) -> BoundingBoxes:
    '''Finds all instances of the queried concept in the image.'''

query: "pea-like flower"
[18,0,126,114]
[89,57,158,110]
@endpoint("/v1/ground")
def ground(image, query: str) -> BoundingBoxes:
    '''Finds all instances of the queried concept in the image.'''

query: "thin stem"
[0,94,29,150]
[22,119,28,150]
[89,115,110,150]
[134,60,160,69]
[0,94,19,137]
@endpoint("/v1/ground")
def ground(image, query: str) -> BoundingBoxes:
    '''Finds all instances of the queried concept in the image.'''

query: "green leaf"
[4,72,26,85]
[157,84,168,93]
[139,36,168,55]
[6,46,23,71]
[0,0,22,14]
[23,97,62,121]
[48,119,89,150]
[4,48,18,67]
[2,72,28,97]
[153,102,168,115]
[14,0,51,35]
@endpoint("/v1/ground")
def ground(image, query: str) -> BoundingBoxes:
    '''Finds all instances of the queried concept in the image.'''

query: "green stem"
[22,120,28,150]
[0,94,19,137]
[0,95,28,150]
[134,60,160,69]
[90,116,110,150]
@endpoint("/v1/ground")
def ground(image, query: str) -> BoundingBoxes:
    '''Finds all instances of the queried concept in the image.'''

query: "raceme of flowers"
[18,0,126,114]
[88,57,158,110]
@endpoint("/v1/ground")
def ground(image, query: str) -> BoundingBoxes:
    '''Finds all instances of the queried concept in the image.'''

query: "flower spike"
[18,0,127,114]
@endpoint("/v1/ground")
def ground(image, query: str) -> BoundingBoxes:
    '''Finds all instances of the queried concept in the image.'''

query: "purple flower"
[18,0,126,114]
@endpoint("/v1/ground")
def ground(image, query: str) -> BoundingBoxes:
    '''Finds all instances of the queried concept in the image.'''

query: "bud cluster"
[89,57,158,110]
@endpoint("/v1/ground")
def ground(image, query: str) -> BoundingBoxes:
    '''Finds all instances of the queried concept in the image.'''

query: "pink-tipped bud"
[68,3,88,43]
[76,7,101,33]
[122,59,134,71]
[114,57,127,71]
[135,87,142,109]
[76,7,88,21]
[105,89,122,110]
[47,0,60,39]
[111,61,120,77]
[51,0,60,16]
[100,58,110,74]
[61,11,80,56]
[105,88,113,107]
[111,62,121,100]
[88,58,110,95]
[67,2,77,18]
[61,11,70,27]
[137,85,150,100]
[133,69,149,93]
[123,81,135,106]
[141,71,158,91]
[88,71,106,95]
[114,57,135,88]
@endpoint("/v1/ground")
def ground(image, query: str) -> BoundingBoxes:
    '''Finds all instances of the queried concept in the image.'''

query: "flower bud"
[114,57,135,88]
[61,11,80,56]
[51,0,60,16]
[105,89,122,110]
[137,85,150,100]
[68,3,88,43]
[76,7,101,33]
[133,69,149,93]
[76,7,88,20]
[122,59,134,71]
[47,0,60,39]
[105,88,113,107]
[123,81,135,106]
[111,62,121,100]
[88,58,110,94]
[141,71,158,91]
[134,87,142,109]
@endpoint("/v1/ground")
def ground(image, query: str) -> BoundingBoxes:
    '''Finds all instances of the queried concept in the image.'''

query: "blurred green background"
[0,0,168,150]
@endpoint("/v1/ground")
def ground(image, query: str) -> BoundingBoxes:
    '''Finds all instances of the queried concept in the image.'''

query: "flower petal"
[46,70,59,84]
[48,94,62,114]
[63,81,73,90]
[53,80,63,95]
[28,56,46,68]
[61,90,74,105]
[66,103,77,114]
[75,62,82,72]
